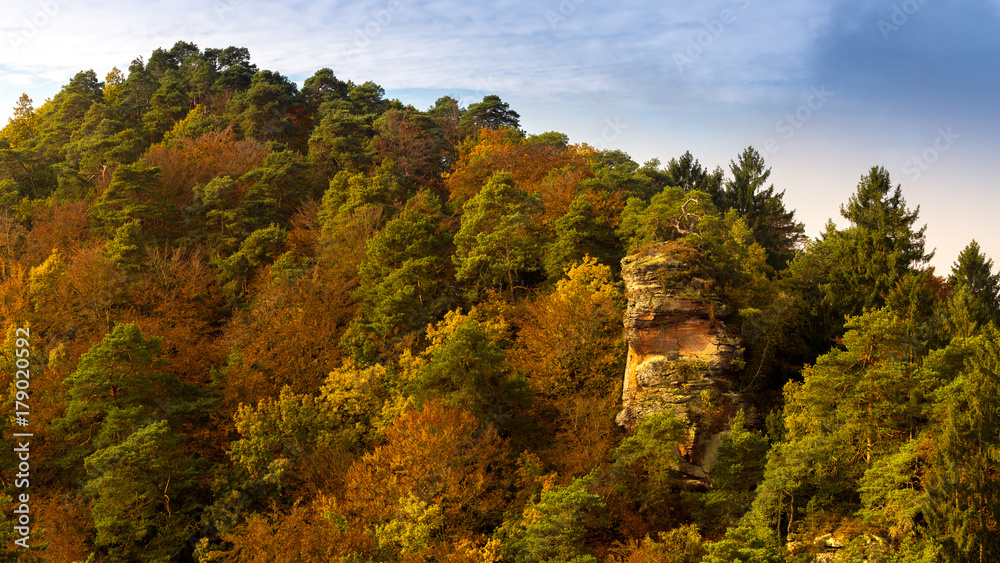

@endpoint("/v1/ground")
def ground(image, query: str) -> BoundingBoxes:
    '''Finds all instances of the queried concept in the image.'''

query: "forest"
[0,41,997,562]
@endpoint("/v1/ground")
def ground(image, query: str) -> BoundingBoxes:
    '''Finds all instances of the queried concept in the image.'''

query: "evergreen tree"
[460,95,520,132]
[948,240,1000,332]
[342,190,453,363]
[453,171,540,299]
[717,147,804,270]
[924,328,1000,561]
[664,150,724,196]
[827,166,930,313]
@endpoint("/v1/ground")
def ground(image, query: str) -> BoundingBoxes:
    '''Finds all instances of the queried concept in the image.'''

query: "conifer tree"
[453,171,540,299]
[948,240,1000,332]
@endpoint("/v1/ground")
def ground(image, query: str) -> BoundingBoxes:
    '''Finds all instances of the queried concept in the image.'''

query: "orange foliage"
[29,244,124,358]
[223,501,376,562]
[543,394,621,480]
[286,200,322,259]
[24,200,91,267]
[143,126,268,207]
[32,493,92,563]
[124,246,224,386]
[343,400,513,537]
[507,257,624,399]
[219,261,356,413]
[0,263,29,328]
[445,128,596,227]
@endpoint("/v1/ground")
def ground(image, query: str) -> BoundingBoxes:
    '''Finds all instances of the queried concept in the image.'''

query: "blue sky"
[2,0,998,273]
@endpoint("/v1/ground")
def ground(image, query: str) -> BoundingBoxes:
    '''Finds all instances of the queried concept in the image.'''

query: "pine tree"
[453,171,540,299]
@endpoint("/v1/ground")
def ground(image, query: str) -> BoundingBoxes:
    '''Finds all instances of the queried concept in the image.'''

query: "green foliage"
[923,327,1000,561]
[308,106,374,177]
[90,159,163,236]
[857,439,923,541]
[342,190,453,363]
[228,362,389,491]
[499,471,606,563]
[453,171,541,299]
[616,186,720,252]
[825,166,931,318]
[715,147,804,270]
[748,308,934,544]
[55,323,171,452]
[227,70,299,142]
[374,494,444,556]
[701,519,781,563]
[142,70,191,142]
[84,420,199,563]
[103,219,145,272]
[543,192,620,280]
[947,239,1000,334]
[407,310,526,425]
[611,412,688,525]
[7,41,1000,563]
[217,224,288,303]
[701,410,770,532]
[664,150,724,195]
[461,95,520,132]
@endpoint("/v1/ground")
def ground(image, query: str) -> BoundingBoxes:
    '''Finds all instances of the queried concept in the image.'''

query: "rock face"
[615,241,743,480]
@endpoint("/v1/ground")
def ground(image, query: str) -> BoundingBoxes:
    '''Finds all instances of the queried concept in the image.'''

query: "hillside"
[1,41,998,562]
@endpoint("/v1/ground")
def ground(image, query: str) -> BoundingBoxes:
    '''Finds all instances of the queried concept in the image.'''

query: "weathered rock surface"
[615,241,743,480]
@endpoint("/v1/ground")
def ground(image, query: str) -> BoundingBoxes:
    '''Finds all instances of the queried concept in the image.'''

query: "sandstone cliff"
[615,241,743,480]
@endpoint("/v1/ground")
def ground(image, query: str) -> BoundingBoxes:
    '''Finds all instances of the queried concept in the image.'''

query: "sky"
[1,0,998,273]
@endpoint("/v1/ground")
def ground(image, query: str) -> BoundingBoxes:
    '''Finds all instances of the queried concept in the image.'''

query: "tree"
[372,107,452,184]
[342,190,453,364]
[407,310,526,425]
[84,420,200,563]
[508,257,624,399]
[746,308,934,546]
[461,95,520,132]
[308,106,375,178]
[700,410,770,533]
[228,70,299,142]
[616,186,721,252]
[664,150,724,196]
[948,240,1000,332]
[227,362,389,498]
[89,160,164,237]
[497,471,606,563]
[542,191,621,279]
[716,147,803,270]
[924,328,1000,561]
[300,68,351,116]
[826,166,931,314]
[208,46,258,93]
[344,400,513,547]
[142,70,191,143]
[453,171,540,299]
[0,94,37,148]
[52,323,174,455]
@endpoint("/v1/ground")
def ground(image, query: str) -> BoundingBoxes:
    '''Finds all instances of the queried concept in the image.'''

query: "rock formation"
[615,241,743,480]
